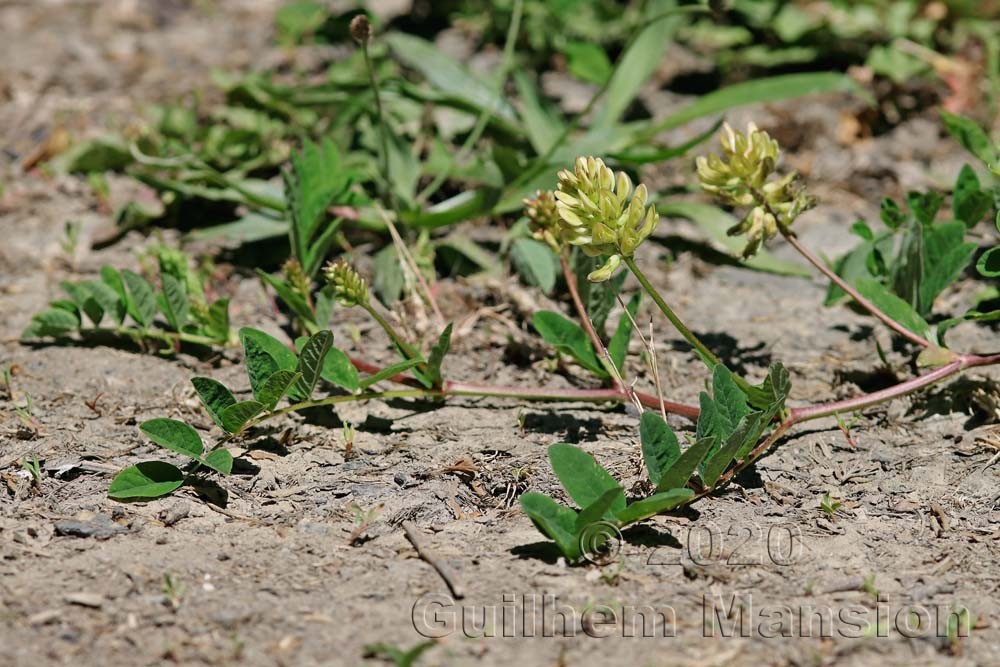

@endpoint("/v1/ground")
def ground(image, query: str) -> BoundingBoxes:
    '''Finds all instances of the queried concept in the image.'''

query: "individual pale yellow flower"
[323,259,369,307]
[696,123,814,257]
[552,156,659,282]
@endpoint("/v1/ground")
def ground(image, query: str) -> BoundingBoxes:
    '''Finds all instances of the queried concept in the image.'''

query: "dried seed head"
[324,259,369,307]
[350,14,371,44]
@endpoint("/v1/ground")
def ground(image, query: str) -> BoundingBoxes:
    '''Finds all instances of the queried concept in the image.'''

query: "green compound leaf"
[855,278,933,341]
[257,370,303,411]
[108,462,185,499]
[22,308,80,338]
[238,327,298,370]
[61,281,103,326]
[695,364,753,464]
[160,273,189,332]
[616,488,694,525]
[122,270,157,328]
[191,377,237,429]
[82,279,126,325]
[140,418,203,459]
[290,330,332,401]
[953,165,992,228]
[241,334,278,402]
[220,401,265,434]
[414,323,453,389]
[519,492,581,562]
[548,443,626,514]
[701,365,751,443]
[202,448,233,476]
[701,413,764,487]
[919,222,977,314]
[744,362,792,413]
[510,237,557,293]
[100,266,128,306]
[575,487,625,531]
[296,336,360,393]
[640,411,680,488]
[321,346,360,392]
[202,298,231,342]
[533,310,606,377]
[655,436,715,493]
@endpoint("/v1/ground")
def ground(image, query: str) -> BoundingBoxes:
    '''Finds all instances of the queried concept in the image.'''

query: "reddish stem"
[633,390,702,419]
[348,356,701,419]
[782,231,932,348]
[702,350,1000,495]
[788,352,1000,423]
[349,347,1000,427]
[559,256,614,374]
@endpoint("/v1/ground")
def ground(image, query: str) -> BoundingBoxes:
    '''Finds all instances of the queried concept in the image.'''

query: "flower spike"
[696,122,814,257]
[550,156,660,282]
[324,259,370,307]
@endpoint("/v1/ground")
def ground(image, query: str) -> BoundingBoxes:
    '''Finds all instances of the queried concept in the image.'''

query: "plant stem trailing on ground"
[73,8,1000,566]
[109,127,1000,552]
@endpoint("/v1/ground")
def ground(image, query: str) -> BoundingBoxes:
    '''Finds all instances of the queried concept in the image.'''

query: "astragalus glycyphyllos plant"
[23,248,232,353]
[520,125,1000,562]
[110,128,1000,517]
[107,260,651,501]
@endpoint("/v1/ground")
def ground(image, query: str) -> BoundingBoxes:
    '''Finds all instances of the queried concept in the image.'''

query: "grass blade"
[358,358,424,390]
[631,72,867,143]
[386,32,518,123]
[659,202,810,277]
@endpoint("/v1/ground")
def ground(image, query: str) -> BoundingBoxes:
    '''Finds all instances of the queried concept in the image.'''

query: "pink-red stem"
[782,231,932,348]
[349,351,1000,427]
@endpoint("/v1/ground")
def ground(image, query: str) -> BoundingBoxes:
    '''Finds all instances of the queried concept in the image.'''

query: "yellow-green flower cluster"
[324,259,369,307]
[553,156,659,282]
[523,190,561,253]
[282,258,312,304]
[696,123,814,257]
